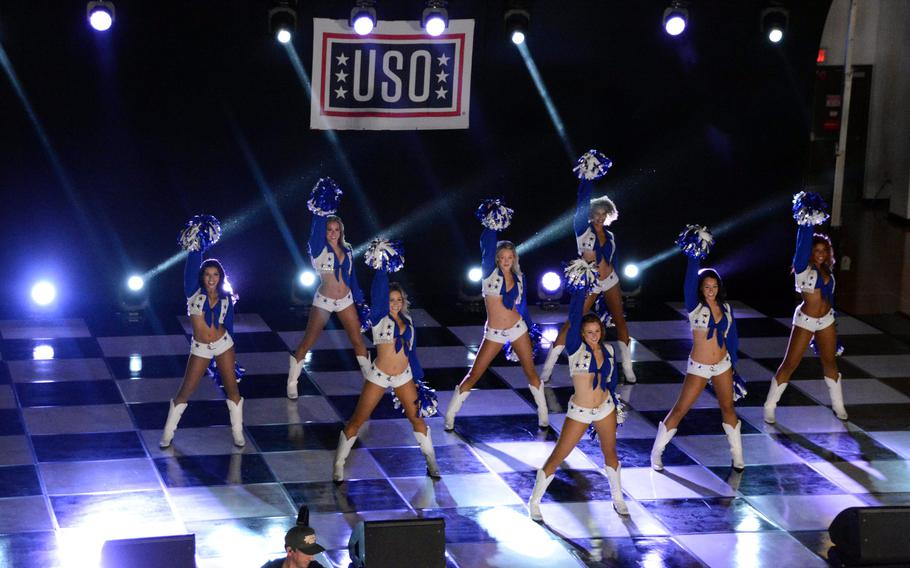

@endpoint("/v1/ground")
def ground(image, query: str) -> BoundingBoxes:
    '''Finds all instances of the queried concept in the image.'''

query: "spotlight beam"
[283,44,380,234]
[515,42,576,163]
[352,192,462,256]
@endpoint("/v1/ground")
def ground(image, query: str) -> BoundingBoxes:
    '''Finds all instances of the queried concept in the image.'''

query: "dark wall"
[0,0,832,313]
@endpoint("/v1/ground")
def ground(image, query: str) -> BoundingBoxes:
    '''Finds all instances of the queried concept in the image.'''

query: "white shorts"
[566,395,615,424]
[687,353,732,379]
[190,332,234,359]
[591,271,619,294]
[365,363,413,389]
[793,307,835,332]
[483,318,529,344]
[313,291,354,313]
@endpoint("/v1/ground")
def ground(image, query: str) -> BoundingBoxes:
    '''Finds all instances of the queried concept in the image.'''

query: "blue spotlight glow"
[31,281,57,306]
[468,267,483,283]
[664,15,686,36]
[298,270,317,287]
[623,263,640,279]
[126,275,144,291]
[541,271,562,292]
[222,275,234,296]
[768,28,783,43]
[276,29,292,44]
[516,42,575,161]
[87,3,114,32]
[33,345,55,360]
[511,31,525,45]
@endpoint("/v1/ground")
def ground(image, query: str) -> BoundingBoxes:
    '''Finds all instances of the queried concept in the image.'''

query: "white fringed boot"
[287,355,305,400]
[333,431,358,482]
[444,388,471,431]
[528,469,554,522]
[650,421,678,471]
[825,373,848,420]
[722,420,745,471]
[414,427,441,478]
[604,464,629,516]
[159,400,188,448]
[617,339,637,384]
[763,378,788,424]
[226,398,246,447]
[540,345,564,383]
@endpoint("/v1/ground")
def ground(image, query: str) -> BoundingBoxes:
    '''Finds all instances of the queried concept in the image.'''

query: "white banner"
[310,18,474,130]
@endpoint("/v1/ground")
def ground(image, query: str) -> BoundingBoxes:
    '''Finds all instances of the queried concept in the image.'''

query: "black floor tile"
[452,415,557,443]
[129,400,230,429]
[733,317,792,338]
[841,404,910,431]
[501,469,615,503]
[230,331,290,353]
[15,380,123,407]
[304,350,362,372]
[240,373,320,399]
[0,409,24,436]
[32,431,145,462]
[425,367,509,391]
[329,394,410,421]
[155,454,276,487]
[771,431,904,462]
[576,438,695,469]
[108,354,187,379]
[0,466,42,497]
[629,303,687,322]
[0,363,11,385]
[566,537,704,568]
[84,312,187,336]
[638,409,761,436]
[413,327,466,347]
[752,357,869,380]
[638,497,779,534]
[707,464,847,496]
[737,379,819,408]
[0,338,103,360]
[284,479,409,513]
[248,422,346,452]
[637,339,701,361]
[622,361,684,384]
[877,377,910,397]
[370,444,489,477]
[838,334,910,356]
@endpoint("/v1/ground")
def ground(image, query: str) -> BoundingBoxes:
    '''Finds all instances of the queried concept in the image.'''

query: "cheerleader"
[764,193,847,423]
[333,240,440,482]
[160,216,245,448]
[528,271,628,523]
[444,200,548,430]
[650,226,746,472]
[540,151,636,384]
[288,179,370,400]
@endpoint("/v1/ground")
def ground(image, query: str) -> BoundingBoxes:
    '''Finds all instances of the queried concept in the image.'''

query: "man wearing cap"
[261,525,327,568]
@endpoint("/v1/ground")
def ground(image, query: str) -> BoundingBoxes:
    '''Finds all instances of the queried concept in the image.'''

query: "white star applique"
[335,86,347,99]
[435,70,449,83]
[437,53,449,66]
[435,86,448,99]
[335,69,348,82]
[336,53,349,66]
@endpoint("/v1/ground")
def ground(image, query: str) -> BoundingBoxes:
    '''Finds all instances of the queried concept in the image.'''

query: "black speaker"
[829,506,910,566]
[348,518,445,568]
[101,534,196,568]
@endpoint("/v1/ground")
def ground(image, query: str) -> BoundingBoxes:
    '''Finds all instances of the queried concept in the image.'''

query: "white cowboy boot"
[722,420,745,471]
[444,387,471,431]
[529,384,549,429]
[159,400,188,448]
[763,378,788,424]
[650,421,678,471]
[528,469,554,522]
[414,427,441,478]
[825,373,848,420]
[333,431,358,483]
[287,355,305,400]
[540,345,564,383]
[604,464,629,516]
[226,398,246,447]
[617,339,637,384]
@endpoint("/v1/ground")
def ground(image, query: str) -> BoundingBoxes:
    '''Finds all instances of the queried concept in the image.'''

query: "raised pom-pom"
[364,239,405,273]
[475,199,514,231]
[393,377,438,418]
[505,322,542,363]
[792,191,830,226]
[178,214,221,252]
[307,177,343,217]
[564,259,599,294]
[675,224,713,260]
[356,301,372,333]
[206,359,245,388]
[573,149,613,181]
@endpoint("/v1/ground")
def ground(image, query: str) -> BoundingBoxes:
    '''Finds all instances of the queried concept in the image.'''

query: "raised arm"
[792,224,814,273]
[480,227,497,276]
[308,214,327,259]
[574,180,593,236]
[565,290,586,353]
[184,250,202,297]
[684,255,701,312]
[369,269,389,324]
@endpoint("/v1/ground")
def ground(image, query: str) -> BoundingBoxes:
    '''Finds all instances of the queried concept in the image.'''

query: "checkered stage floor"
[1,300,909,567]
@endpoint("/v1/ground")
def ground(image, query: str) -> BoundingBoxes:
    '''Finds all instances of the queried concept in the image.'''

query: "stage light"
[129,354,143,375]
[350,1,377,36]
[422,1,448,37]
[222,275,234,296]
[467,267,483,283]
[33,345,55,360]
[538,270,564,308]
[761,7,788,44]
[540,272,562,293]
[87,1,115,32]
[298,270,316,287]
[459,266,484,309]
[126,275,144,292]
[662,2,688,36]
[31,281,57,306]
[623,263,640,279]
[505,3,530,45]
[269,1,297,44]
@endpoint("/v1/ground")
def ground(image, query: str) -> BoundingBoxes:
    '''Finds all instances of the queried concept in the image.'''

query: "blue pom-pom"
[307,178,343,217]
[732,370,748,402]
[475,199,514,231]
[675,224,713,260]
[505,322,542,363]
[792,191,830,226]
[564,259,599,294]
[178,214,222,252]
[573,150,613,181]
[206,359,246,388]
[364,239,405,273]
[356,301,372,333]
[392,377,439,418]
[810,337,844,357]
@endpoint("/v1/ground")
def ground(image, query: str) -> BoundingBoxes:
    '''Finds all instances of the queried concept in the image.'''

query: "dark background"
[0,0,833,315]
